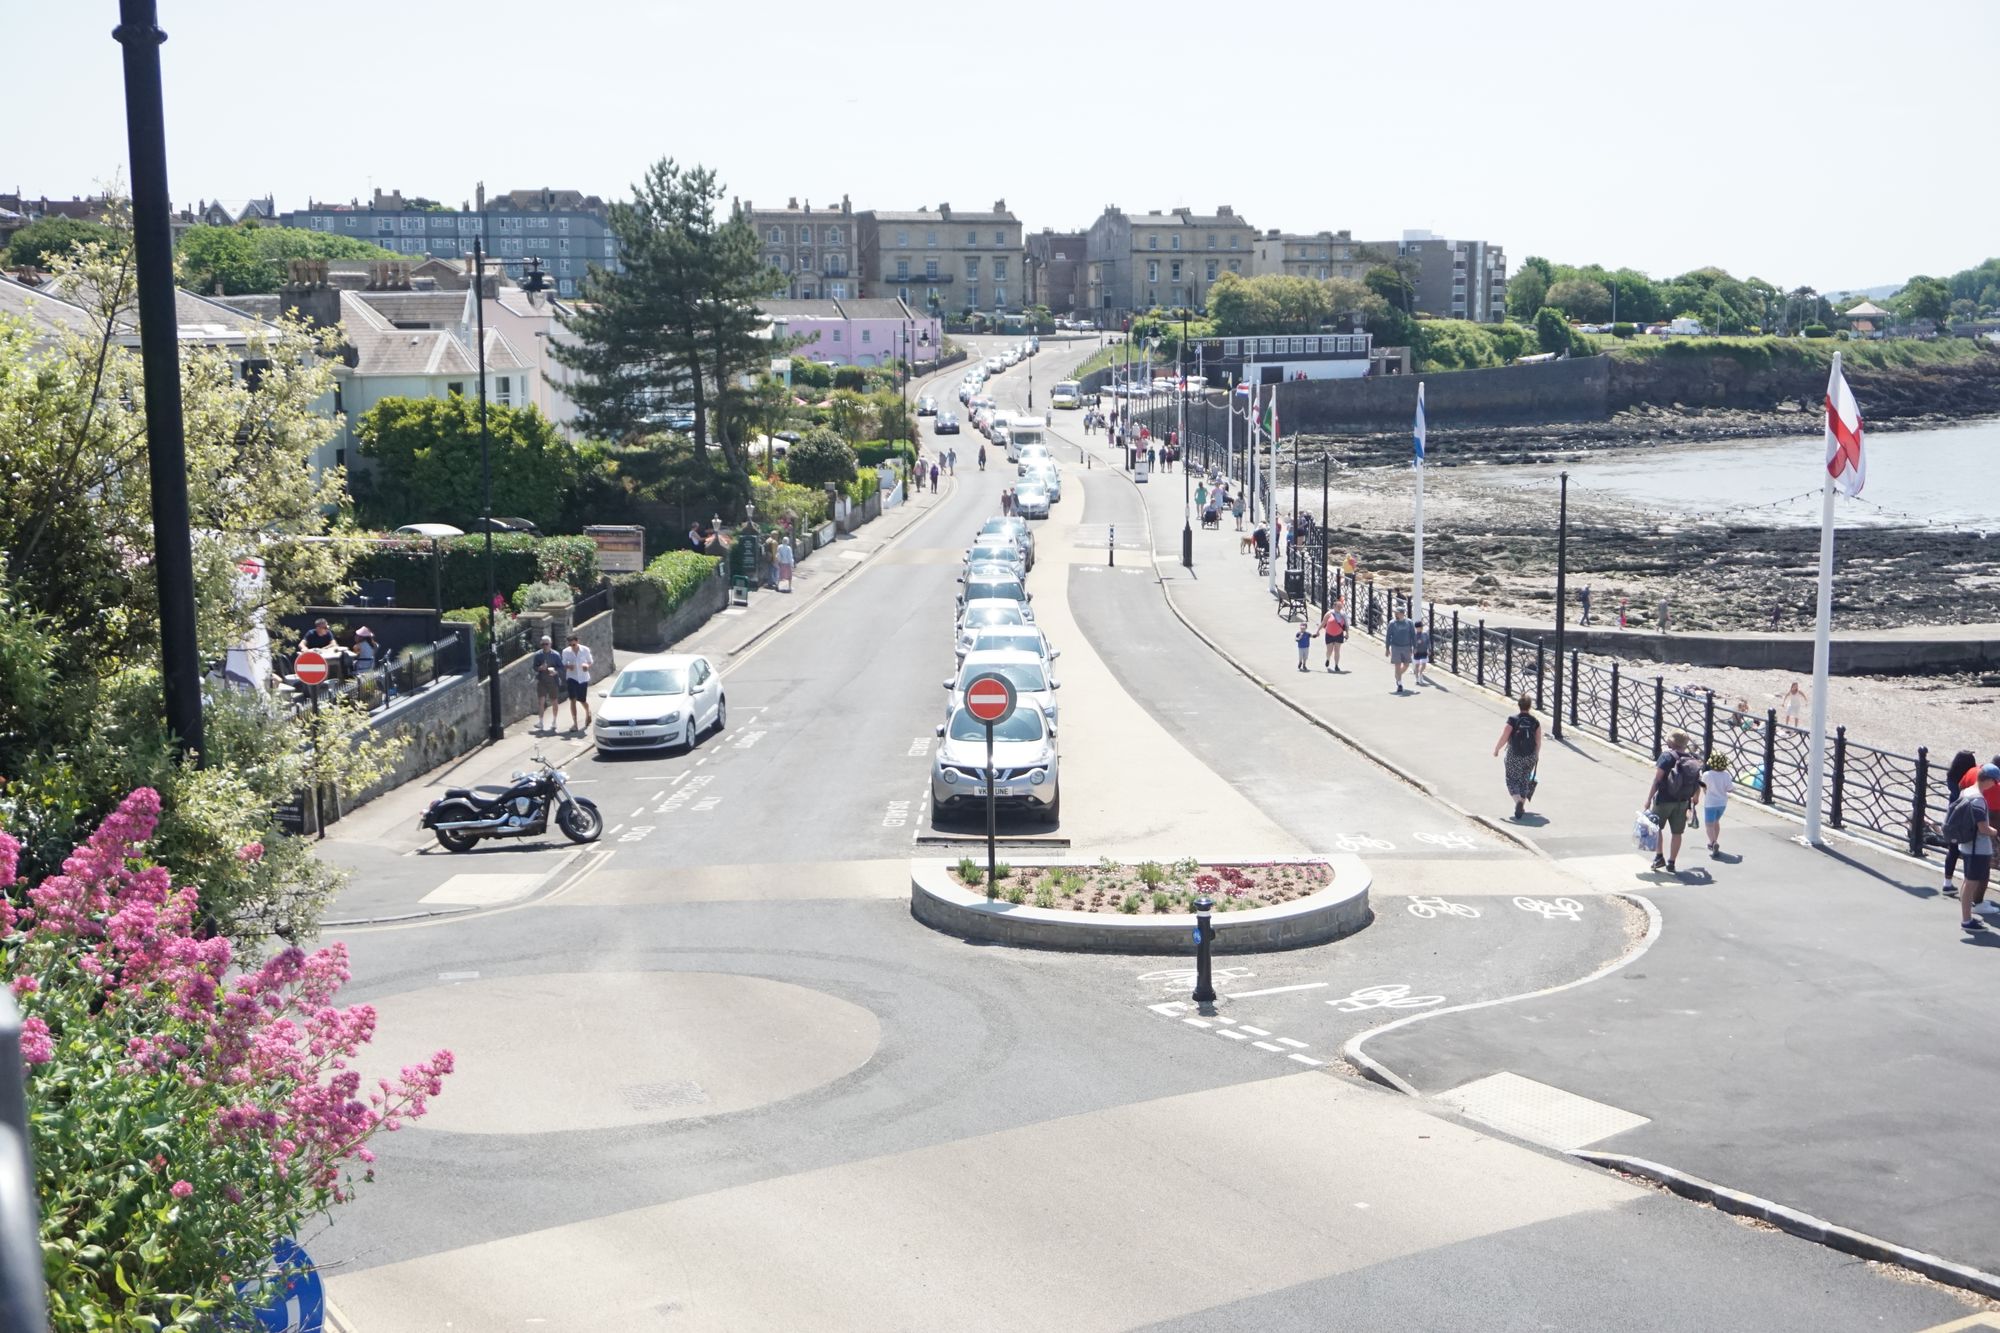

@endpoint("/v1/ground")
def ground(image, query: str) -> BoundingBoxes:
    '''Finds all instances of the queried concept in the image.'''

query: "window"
[832,328,842,342]
[1206,260,1218,280]
[502,238,524,256]
[496,376,512,405]
[1147,260,1159,282]
[767,226,782,242]
[994,286,1005,307]
[993,259,1007,281]
[1229,235,1239,249]
[401,217,423,232]
[1172,286,1184,305]
[994,230,1004,245]
[557,218,570,233]
[1227,259,1241,274]
[925,258,938,278]
[925,229,937,247]
[1207,234,1217,249]
[770,253,787,272]
[343,217,357,230]
[966,229,978,245]
[964,257,979,278]
[926,286,940,306]
[967,285,980,307]
[861,328,871,343]
[1147,234,1158,250]
[896,258,910,278]
[1170,261,1181,281]
[560,238,571,252]
[830,282,848,300]
[1305,338,1320,353]
[1171,234,1181,250]
[559,279,574,294]
[447,381,465,396]
[604,238,616,256]
[896,229,909,246]
[898,285,912,302]
[825,226,842,245]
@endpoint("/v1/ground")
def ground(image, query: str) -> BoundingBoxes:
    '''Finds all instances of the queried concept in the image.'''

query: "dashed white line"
[606,823,625,837]
[1181,1018,1213,1029]
[1276,1037,1309,1049]
[652,790,667,801]
[1289,1054,1324,1066]
[631,805,645,817]
[1226,983,1330,999]
[1251,1041,1284,1052]
[1239,1025,1272,1037]
[1147,1002,1187,1017]
[1218,1030,1250,1041]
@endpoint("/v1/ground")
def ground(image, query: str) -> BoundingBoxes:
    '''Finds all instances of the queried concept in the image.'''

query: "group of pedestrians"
[1940,748,2000,932]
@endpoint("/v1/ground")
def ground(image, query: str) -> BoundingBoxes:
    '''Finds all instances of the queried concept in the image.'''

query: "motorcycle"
[419,754,602,852]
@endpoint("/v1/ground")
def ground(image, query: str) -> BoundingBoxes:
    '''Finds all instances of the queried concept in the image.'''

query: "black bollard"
[1191,895,1216,1003]
[1109,524,1115,568]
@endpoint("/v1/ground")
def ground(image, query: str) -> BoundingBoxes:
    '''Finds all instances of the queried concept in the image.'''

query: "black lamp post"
[471,239,506,742]
[1553,470,1569,740]
[1180,308,1193,570]
[115,0,203,764]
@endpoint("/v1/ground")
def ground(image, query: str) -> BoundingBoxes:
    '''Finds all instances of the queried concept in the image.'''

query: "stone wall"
[612,566,729,653]
[1277,356,1610,434]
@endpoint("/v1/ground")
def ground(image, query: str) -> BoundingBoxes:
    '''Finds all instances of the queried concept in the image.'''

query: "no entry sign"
[294,650,329,686]
[964,672,1016,725]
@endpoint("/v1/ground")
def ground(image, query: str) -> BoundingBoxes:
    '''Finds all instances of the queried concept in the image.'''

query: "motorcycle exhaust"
[431,816,512,832]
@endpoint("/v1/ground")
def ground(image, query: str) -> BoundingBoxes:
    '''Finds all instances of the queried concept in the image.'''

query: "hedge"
[618,550,722,618]
[750,475,830,529]
[349,533,600,610]
[855,440,916,470]
[846,467,879,506]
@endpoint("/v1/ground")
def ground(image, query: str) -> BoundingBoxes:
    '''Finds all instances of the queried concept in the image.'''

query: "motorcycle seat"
[443,785,508,799]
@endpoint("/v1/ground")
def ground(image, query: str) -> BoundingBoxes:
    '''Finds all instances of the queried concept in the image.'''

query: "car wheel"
[1042,789,1060,824]
[931,798,948,826]
[712,696,727,735]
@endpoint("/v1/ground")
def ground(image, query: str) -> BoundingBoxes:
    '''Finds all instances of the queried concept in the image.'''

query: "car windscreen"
[965,581,1025,602]
[959,662,1047,692]
[968,545,1017,563]
[968,630,1042,655]
[962,605,1024,629]
[611,667,686,696]
[949,708,1046,743]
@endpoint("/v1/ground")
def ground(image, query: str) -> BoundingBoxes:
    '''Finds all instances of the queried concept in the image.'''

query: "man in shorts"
[531,634,564,732]
[1646,731,1700,873]
[1322,601,1348,673]
[1384,605,1415,693]
[560,632,593,731]
[1955,766,1999,931]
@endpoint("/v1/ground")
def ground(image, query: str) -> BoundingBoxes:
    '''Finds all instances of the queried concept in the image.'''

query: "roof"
[864,209,1018,225]
[352,290,473,328]
[339,289,527,377]
[838,298,916,320]
[1133,209,1253,230]
[758,299,846,320]
[5,273,276,345]
[0,274,107,344]
[1845,300,1891,317]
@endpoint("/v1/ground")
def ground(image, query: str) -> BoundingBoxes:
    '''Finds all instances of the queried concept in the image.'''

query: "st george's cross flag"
[1825,358,1865,497]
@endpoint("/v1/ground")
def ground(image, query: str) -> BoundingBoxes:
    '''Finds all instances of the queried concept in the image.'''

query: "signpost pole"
[985,722,998,893]
[309,681,323,840]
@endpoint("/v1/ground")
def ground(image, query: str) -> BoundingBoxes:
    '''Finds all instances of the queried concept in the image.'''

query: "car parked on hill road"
[931,703,1060,825]
[593,653,726,753]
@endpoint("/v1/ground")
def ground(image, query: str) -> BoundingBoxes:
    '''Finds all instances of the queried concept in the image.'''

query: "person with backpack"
[1947,766,2000,931]
[1940,749,1979,895]
[1700,751,1733,856]
[1646,731,1703,873]
[1322,601,1348,673]
[1294,618,1313,673]
[1951,752,2000,909]
[1493,695,1542,821]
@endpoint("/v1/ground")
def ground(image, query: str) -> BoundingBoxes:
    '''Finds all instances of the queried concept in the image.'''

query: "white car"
[1015,444,1051,473]
[945,649,1061,725]
[962,540,1027,582]
[955,624,1059,668]
[931,704,1059,825]
[955,598,1030,651]
[984,356,1005,374]
[1013,481,1051,518]
[1021,460,1063,503]
[593,653,725,752]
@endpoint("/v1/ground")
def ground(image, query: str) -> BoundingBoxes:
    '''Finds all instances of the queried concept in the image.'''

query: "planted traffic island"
[910,854,1371,953]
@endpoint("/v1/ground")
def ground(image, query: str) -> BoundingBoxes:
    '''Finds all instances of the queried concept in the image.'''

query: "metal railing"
[1319,574,1950,859]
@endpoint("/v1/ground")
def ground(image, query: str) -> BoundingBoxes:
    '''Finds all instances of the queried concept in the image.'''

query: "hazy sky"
[13,0,1991,292]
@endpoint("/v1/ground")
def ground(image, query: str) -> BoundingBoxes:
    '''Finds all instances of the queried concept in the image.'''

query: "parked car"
[976,516,1036,569]
[930,703,1060,824]
[394,522,465,538]
[935,412,960,435]
[1021,459,1062,504]
[984,356,1005,374]
[946,649,1061,725]
[593,653,726,753]
[955,623,1058,668]
[962,540,1027,582]
[954,598,1030,652]
[469,515,542,536]
[917,395,938,416]
[1013,481,1051,519]
[956,572,1033,622]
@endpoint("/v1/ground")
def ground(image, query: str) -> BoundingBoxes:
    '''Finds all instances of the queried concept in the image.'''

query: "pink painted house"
[761,297,941,370]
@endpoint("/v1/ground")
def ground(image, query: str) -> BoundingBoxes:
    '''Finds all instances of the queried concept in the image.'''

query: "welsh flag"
[1825,359,1864,497]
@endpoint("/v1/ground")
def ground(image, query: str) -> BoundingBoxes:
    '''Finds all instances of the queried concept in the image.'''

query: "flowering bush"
[3,789,451,1329]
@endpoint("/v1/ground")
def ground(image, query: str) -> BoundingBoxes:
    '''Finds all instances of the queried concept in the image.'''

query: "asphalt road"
[315,336,1986,1330]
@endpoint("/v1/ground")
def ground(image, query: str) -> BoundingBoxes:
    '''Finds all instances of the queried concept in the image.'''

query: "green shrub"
[1033,879,1057,909]
[845,467,880,506]
[784,427,858,489]
[1119,893,1142,914]
[1138,860,1167,888]
[513,580,572,612]
[856,440,916,470]
[444,603,519,657]
[1004,882,1027,905]
[1151,891,1171,913]
[790,359,835,390]
[1803,324,1831,338]
[750,475,831,529]
[616,550,721,620]
[1611,322,1636,339]
[955,855,981,884]
[348,533,599,610]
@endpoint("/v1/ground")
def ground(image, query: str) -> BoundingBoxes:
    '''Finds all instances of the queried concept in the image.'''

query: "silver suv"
[931,703,1060,824]
[944,649,1061,725]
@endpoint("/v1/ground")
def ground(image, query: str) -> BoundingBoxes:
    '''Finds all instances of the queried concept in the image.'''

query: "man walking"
[531,634,564,733]
[1579,584,1593,625]
[561,632,594,732]
[1646,731,1702,873]
[947,447,957,475]
[1951,766,1999,931]
[1385,604,1416,694]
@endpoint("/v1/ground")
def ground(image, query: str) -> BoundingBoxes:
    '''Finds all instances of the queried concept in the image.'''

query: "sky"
[12,0,1993,294]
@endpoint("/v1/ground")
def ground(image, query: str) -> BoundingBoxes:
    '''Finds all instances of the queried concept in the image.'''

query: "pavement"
[307,335,1994,1330]
[1065,407,2000,1283]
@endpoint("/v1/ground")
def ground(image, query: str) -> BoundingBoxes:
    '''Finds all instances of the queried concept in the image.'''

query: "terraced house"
[738,196,858,301]
[857,201,1024,317]
[1082,205,1258,324]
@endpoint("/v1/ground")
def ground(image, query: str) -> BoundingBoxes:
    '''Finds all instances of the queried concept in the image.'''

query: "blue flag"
[1413,386,1427,464]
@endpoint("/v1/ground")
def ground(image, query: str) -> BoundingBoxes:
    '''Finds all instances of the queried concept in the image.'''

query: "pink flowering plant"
[2,789,451,1330]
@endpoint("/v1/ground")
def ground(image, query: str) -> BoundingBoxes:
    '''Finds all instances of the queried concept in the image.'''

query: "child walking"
[1701,752,1732,855]
[1294,620,1313,673]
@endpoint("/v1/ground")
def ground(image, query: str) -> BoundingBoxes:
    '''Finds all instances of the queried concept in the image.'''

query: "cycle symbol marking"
[1513,896,1584,921]
[1414,831,1478,851]
[1327,984,1447,1013]
[1331,833,1396,853]
[1405,896,1480,920]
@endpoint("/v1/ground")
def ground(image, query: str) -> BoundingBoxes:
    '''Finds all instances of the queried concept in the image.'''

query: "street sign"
[964,672,1016,725]
[294,650,328,686]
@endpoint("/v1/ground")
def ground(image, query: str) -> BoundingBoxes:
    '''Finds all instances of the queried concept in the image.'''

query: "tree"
[0,231,389,941]
[1507,266,1549,321]
[4,217,124,269]
[825,389,879,444]
[785,426,857,489]
[353,395,577,532]
[1534,306,1573,356]
[1895,274,1952,327]
[1545,278,1612,323]
[176,224,277,294]
[1365,265,1416,315]
[554,159,778,485]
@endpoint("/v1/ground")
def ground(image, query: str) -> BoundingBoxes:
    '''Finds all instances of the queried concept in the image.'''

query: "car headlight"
[1029,769,1047,786]
[941,769,959,785]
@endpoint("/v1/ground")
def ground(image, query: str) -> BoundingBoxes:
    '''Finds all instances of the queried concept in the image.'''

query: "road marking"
[1238,1025,1271,1037]
[882,799,913,829]
[631,805,645,817]
[1415,830,1479,850]
[1139,965,1254,989]
[1225,982,1328,999]
[419,873,545,907]
[1276,1037,1309,1049]
[908,737,933,757]
[1331,832,1397,852]
[652,790,667,801]
[1405,896,1480,919]
[1251,1041,1284,1052]
[606,823,624,837]
[1218,1029,1250,1041]
[438,970,480,981]
[1181,1018,1213,1029]
[1328,984,1448,1013]
[1288,1053,1324,1066]
[1513,895,1585,921]
[1146,1002,1188,1016]
[618,825,653,843]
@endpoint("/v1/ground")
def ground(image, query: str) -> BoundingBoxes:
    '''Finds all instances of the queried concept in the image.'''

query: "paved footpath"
[1060,411,2000,1288]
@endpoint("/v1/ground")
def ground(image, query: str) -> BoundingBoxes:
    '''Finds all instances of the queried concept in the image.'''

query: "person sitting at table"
[353,626,377,672]
[301,617,334,651]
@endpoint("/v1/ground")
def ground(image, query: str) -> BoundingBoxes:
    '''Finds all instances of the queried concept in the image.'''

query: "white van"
[1001,414,1046,461]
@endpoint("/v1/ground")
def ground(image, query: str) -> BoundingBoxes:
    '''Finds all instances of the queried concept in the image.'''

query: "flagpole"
[1803,351,1843,846]
[1267,384,1279,598]
[1413,380,1426,620]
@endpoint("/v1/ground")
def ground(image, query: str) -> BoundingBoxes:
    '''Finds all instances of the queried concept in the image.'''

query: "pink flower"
[18,1016,51,1065]
[236,842,264,862]
[9,976,36,997]
[169,1180,193,1199]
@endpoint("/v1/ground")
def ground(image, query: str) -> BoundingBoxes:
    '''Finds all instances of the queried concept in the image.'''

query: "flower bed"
[951,856,1333,915]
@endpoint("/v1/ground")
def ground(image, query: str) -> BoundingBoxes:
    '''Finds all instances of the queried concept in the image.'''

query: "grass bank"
[1596,334,1990,371]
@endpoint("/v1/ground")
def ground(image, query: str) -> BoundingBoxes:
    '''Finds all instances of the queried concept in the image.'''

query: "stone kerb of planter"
[909,855,1372,953]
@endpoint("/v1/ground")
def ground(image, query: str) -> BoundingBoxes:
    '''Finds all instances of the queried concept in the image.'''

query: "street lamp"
[1180,308,1193,570]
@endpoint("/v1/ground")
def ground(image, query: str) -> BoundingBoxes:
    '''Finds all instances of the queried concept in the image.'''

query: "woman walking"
[1322,601,1348,673]
[1942,749,1979,894]
[1700,752,1733,855]
[775,535,795,593]
[1493,695,1542,820]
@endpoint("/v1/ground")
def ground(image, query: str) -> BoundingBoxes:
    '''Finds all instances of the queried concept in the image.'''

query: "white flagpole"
[1413,380,1426,618]
[1226,381,1235,491]
[1803,350,1841,846]
[1267,384,1279,598]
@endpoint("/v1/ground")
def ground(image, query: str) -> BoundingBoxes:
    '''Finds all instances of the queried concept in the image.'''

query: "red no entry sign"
[294,650,329,686]
[964,672,1016,725]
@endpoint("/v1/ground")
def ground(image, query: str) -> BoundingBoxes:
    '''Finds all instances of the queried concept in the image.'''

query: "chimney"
[1218,205,1234,216]
[841,193,851,213]
[788,196,798,209]
[994,199,1006,213]
[476,181,486,212]
[938,202,951,217]
[278,258,341,330]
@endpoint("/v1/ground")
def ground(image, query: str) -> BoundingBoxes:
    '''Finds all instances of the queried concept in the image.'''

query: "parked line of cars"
[937,512,1061,825]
